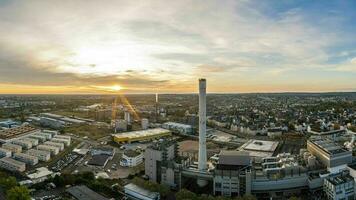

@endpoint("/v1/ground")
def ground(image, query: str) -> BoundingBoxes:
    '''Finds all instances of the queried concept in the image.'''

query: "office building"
[323,170,354,200]
[29,134,47,143]
[120,150,144,167]
[307,138,352,169]
[21,138,39,146]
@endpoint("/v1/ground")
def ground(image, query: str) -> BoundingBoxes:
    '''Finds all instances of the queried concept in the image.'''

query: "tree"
[288,197,300,200]
[6,186,31,200]
[176,189,197,200]
[0,176,18,191]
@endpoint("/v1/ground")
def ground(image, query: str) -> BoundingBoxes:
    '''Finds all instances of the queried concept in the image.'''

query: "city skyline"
[0,0,356,94]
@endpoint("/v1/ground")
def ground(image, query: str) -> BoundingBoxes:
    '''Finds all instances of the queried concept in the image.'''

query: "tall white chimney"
[197,78,208,187]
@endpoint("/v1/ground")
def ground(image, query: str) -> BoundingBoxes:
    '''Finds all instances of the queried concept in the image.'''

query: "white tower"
[197,78,208,187]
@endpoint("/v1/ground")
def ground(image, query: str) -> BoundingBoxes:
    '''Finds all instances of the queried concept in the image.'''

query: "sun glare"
[109,85,122,91]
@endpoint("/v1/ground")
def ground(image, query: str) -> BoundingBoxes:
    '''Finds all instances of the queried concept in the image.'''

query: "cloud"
[0,0,355,93]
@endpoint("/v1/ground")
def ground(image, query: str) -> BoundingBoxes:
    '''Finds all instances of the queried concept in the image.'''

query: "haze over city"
[0,0,355,94]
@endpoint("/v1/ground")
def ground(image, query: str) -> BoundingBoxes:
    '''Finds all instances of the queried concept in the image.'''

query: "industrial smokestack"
[197,78,208,187]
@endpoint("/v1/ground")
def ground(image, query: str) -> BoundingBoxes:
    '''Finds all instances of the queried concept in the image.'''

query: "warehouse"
[12,139,33,150]
[0,157,26,172]
[52,137,71,146]
[37,145,59,155]
[0,125,38,142]
[2,143,22,153]
[27,149,51,161]
[0,147,11,158]
[112,128,171,144]
[44,141,64,151]
[13,152,39,165]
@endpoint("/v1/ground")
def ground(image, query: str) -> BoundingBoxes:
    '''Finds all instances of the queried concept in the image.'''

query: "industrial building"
[124,183,160,200]
[37,144,60,155]
[11,139,33,150]
[27,149,51,161]
[213,151,252,196]
[120,150,144,167]
[112,128,171,144]
[307,138,352,169]
[0,125,38,142]
[162,122,193,134]
[44,141,64,151]
[66,185,109,200]
[0,147,11,158]
[13,152,39,165]
[2,143,22,153]
[0,157,26,172]
[39,117,66,129]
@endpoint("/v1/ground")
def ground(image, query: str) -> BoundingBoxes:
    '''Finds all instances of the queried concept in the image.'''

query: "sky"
[0,0,355,94]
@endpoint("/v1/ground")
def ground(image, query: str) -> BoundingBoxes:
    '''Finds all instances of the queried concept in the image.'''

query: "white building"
[27,149,51,162]
[27,167,55,184]
[120,150,144,167]
[0,147,11,158]
[51,137,70,146]
[142,118,149,130]
[13,152,39,165]
[12,139,33,150]
[37,145,59,155]
[0,157,26,172]
[162,122,193,134]
[2,143,22,153]
[44,141,64,151]
[323,170,354,200]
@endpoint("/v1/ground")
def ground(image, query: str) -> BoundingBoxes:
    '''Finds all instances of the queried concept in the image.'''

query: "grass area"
[65,124,112,139]
[52,110,93,119]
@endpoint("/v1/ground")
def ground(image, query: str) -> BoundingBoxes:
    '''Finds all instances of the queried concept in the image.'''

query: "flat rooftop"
[308,139,349,155]
[242,140,279,152]
[124,183,159,199]
[112,128,170,140]
[239,140,279,158]
[66,185,109,200]
[0,157,25,166]
[0,125,38,140]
